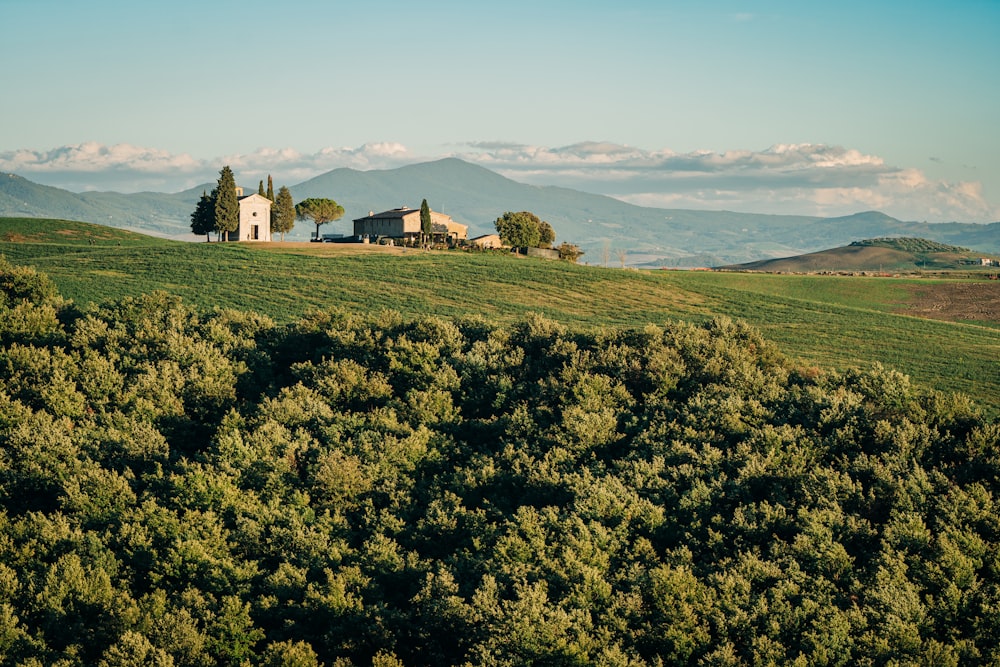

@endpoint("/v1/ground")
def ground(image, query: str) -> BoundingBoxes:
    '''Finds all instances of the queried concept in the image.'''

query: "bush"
[1,270,999,665]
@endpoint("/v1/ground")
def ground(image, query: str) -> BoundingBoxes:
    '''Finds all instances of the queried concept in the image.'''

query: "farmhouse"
[226,187,272,242]
[469,233,503,249]
[354,206,468,245]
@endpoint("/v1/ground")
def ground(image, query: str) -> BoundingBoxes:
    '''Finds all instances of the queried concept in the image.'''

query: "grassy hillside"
[5,256,1000,664]
[2,217,998,414]
[0,174,197,236]
[727,236,999,273]
[0,216,177,246]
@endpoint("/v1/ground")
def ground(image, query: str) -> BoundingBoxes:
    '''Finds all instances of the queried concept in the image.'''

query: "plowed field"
[903,281,1000,323]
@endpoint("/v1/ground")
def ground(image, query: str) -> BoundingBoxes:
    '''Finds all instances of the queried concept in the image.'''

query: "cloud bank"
[456,142,998,223]
[0,142,418,193]
[1,141,995,222]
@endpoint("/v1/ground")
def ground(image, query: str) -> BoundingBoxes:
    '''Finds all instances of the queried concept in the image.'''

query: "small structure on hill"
[228,186,272,242]
[469,233,503,249]
[353,206,468,245]
[525,247,560,260]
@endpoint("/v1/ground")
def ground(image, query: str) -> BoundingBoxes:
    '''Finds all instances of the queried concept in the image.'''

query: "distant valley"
[3,159,1000,266]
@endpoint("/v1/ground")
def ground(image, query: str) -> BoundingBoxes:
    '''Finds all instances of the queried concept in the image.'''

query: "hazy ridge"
[3,160,1000,265]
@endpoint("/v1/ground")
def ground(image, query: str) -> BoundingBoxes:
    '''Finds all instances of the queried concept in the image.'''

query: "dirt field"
[902,281,1000,323]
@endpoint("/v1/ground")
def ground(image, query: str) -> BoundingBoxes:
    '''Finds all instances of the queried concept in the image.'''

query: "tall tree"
[266,175,275,202]
[420,199,432,247]
[258,180,266,197]
[272,186,296,242]
[214,166,240,241]
[295,198,344,241]
[190,189,216,241]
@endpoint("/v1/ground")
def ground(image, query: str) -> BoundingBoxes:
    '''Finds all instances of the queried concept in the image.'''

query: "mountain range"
[3,159,999,266]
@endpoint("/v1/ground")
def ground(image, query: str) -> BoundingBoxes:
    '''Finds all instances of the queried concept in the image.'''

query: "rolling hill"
[4,216,999,417]
[5,219,1000,665]
[0,172,203,236]
[3,161,1000,265]
[723,236,999,273]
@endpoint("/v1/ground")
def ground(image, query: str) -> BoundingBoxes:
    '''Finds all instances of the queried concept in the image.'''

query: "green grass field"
[3,217,998,414]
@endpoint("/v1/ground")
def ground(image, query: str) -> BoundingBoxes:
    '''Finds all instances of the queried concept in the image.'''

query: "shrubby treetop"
[495,210,555,248]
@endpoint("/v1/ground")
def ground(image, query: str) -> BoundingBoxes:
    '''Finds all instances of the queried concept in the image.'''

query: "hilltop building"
[225,186,272,242]
[469,233,503,249]
[353,206,468,245]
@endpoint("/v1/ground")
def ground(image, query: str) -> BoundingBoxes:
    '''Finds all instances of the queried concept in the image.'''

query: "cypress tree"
[266,175,275,202]
[190,190,216,241]
[272,186,296,242]
[420,198,432,247]
[258,180,266,197]
[214,166,240,241]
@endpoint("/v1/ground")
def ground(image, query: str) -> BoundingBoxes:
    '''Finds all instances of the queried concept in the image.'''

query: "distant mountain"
[3,161,1000,265]
[288,158,822,263]
[0,172,201,237]
[722,237,999,273]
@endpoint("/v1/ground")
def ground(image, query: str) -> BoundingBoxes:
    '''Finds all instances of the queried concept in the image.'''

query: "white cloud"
[0,142,203,174]
[1,141,996,222]
[453,142,998,222]
[222,142,413,173]
[0,142,419,193]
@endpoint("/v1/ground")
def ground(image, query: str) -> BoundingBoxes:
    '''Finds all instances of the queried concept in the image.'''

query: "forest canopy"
[1,256,999,666]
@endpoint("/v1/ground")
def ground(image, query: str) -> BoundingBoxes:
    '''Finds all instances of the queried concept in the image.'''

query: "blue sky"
[2,0,998,221]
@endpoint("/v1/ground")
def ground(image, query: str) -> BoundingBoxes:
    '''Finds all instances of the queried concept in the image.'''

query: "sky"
[2,0,998,222]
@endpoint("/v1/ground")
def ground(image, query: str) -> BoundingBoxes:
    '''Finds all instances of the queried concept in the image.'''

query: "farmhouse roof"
[353,207,416,222]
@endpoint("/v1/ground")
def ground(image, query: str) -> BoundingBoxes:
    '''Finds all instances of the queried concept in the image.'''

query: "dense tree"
[420,198,432,247]
[258,180,266,197]
[266,174,275,202]
[539,220,556,248]
[295,197,344,241]
[0,256,64,347]
[271,186,296,241]
[214,165,240,241]
[1,263,1000,666]
[495,210,553,249]
[189,189,215,241]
